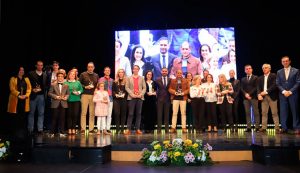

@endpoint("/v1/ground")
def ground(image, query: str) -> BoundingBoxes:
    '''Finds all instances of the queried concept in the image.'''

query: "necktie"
[247,75,250,81]
[163,77,167,87]
[162,55,166,68]
[285,68,289,80]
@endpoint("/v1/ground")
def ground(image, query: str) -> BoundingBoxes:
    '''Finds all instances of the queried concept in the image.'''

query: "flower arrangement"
[0,139,10,160]
[140,138,213,166]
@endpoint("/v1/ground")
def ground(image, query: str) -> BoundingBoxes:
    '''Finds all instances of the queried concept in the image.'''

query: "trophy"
[35,83,41,92]
[149,88,156,95]
[175,82,183,96]
[176,87,182,96]
[134,89,140,95]
[117,88,125,98]
[72,86,78,95]
[20,86,24,96]
[103,96,108,102]
[88,80,94,89]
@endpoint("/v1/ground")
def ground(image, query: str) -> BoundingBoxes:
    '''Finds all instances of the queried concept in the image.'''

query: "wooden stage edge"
[112,150,300,161]
[112,150,253,162]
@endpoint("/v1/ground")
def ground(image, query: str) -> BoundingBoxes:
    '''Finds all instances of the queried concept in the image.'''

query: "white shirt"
[284,66,291,80]
[263,73,269,92]
[51,72,57,83]
[247,74,252,81]
[201,82,217,102]
[190,85,204,98]
[58,83,63,93]
[36,70,43,76]
[146,80,153,93]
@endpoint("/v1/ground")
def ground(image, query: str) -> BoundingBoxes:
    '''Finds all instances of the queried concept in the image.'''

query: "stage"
[6,128,298,165]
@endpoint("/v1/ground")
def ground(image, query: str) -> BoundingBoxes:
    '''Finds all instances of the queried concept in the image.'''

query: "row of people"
[7,56,300,136]
[115,37,236,81]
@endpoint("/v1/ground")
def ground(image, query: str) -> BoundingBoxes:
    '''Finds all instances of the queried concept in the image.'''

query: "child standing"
[48,71,70,137]
[93,82,110,135]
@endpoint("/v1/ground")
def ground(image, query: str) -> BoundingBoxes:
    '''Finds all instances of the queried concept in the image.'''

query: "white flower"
[0,147,6,153]
[149,151,160,162]
[201,151,206,161]
[0,152,3,158]
[172,138,183,145]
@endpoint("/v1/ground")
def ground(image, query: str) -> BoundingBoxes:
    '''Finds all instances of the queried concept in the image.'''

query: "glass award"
[117,89,125,98]
[20,87,24,95]
[88,81,94,89]
[35,83,41,92]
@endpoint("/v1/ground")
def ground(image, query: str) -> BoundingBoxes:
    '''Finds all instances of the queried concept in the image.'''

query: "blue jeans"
[28,95,45,132]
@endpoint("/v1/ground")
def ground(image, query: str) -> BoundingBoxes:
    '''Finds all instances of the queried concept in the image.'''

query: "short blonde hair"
[192,75,201,85]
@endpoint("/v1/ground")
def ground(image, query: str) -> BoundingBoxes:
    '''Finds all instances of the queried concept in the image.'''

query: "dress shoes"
[124,130,131,135]
[259,128,267,133]
[170,128,176,133]
[136,129,143,135]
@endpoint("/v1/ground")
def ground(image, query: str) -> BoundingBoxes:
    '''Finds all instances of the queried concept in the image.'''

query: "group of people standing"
[7,52,300,137]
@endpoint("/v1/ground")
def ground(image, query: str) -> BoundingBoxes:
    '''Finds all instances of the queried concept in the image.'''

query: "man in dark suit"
[228,69,240,132]
[155,67,171,133]
[151,37,176,80]
[276,56,300,134]
[257,64,280,133]
[48,71,70,137]
[241,65,260,132]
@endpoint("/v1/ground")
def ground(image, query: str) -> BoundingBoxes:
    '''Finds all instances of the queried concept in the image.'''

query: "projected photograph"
[115,28,236,82]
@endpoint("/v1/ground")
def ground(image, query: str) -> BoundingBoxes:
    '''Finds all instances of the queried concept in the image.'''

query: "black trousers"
[67,101,80,129]
[51,105,66,133]
[218,99,233,129]
[191,98,205,130]
[156,100,171,131]
[232,98,239,124]
[206,102,217,126]
[113,98,127,131]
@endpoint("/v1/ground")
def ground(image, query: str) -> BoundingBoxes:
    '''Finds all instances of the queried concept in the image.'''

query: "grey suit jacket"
[125,75,146,100]
[48,83,70,108]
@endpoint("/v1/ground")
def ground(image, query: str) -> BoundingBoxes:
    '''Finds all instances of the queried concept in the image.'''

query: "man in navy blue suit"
[150,37,176,80]
[155,67,171,133]
[276,56,300,134]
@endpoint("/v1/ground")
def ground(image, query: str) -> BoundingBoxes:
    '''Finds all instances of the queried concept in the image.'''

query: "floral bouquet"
[140,138,213,166]
[0,139,10,160]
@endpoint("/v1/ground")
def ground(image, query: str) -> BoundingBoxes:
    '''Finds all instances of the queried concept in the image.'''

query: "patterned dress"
[93,90,109,117]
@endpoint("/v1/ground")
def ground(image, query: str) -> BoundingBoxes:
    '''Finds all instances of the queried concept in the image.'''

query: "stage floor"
[32,128,300,151]
[2,161,300,173]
